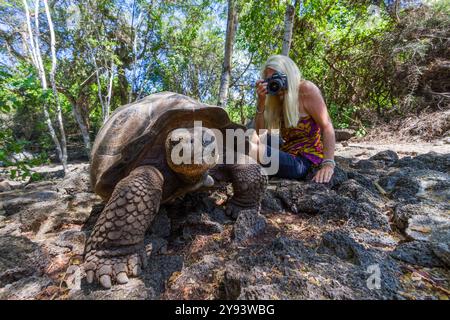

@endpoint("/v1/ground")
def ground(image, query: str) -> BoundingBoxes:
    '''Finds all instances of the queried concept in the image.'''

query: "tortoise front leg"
[84,165,163,288]
[225,162,268,219]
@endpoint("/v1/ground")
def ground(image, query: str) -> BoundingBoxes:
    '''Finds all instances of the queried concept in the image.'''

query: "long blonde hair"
[261,55,302,129]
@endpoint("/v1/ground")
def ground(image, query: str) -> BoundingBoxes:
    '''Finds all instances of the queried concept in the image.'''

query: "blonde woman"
[251,54,336,183]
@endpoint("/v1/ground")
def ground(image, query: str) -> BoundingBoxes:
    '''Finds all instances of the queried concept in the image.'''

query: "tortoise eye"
[203,135,215,146]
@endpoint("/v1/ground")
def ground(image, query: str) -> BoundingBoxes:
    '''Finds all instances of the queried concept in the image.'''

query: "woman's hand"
[312,164,334,183]
[256,79,267,102]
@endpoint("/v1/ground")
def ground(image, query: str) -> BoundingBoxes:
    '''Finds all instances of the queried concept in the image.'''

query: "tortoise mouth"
[170,163,214,182]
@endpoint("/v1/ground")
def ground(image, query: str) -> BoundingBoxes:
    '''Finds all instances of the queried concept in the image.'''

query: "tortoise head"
[165,126,219,184]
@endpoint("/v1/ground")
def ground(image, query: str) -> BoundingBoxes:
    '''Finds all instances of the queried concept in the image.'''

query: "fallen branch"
[374,181,388,196]
[403,265,450,296]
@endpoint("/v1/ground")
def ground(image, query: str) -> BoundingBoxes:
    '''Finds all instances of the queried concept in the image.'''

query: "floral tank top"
[280,114,324,165]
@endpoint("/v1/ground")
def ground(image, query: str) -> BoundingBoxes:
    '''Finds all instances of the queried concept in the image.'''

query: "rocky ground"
[0,141,449,300]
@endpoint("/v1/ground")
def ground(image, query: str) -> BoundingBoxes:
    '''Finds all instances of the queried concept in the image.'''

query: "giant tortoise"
[85,92,267,288]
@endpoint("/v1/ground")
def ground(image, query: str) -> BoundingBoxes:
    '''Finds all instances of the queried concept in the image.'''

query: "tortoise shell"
[90,91,242,200]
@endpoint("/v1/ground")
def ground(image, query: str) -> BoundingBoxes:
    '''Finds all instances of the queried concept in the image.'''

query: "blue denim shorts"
[262,135,312,179]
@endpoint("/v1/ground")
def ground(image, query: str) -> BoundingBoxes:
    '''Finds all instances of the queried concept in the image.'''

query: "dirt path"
[336,141,449,159]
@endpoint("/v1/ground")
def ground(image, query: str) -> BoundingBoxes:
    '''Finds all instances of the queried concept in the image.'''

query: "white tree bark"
[129,2,143,103]
[217,0,239,108]
[33,0,47,89]
[105,61,115,123]
[281,2,296,56]
[22,0,66,172]
[90,45,115,124]
[23,1,38,68]
[43,0,68,170]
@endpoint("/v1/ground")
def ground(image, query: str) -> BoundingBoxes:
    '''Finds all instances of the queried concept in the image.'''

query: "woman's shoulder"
[299,80,321,97]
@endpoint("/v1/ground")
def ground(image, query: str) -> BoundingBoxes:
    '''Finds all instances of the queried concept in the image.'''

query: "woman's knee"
[275,156,311,179]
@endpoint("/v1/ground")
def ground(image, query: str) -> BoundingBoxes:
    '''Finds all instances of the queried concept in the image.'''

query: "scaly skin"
[226,163,268,219]
[84,162,267,288]
[84,165,163,288]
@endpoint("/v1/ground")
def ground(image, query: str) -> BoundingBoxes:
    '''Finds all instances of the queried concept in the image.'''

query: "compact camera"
[264,71,288,95]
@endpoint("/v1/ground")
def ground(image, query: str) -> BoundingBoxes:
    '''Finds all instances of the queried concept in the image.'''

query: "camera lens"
[268,80,281,94]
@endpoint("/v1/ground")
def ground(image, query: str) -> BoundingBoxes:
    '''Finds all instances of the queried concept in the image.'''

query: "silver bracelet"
[320,159,336,168]
[256,109,265,115]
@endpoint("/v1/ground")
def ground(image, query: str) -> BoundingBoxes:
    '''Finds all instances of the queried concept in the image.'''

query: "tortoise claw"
[83,249,146,288]
[99,275,112,289]
[116,272,129,284]
[86,270,94,284]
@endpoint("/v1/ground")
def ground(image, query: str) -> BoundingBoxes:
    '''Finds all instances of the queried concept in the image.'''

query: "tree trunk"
[22,0,66,173]
[394,0,400,22]
[23,1,38,68]
[388,0,401,22]
[281,1,298,56]
[91,49,115,124]
[117,67,129,105]
[72,102,91,159]
[217,0,239,108]
[104,61,115,123]
[238,89,245,124]
[43,0,68,171]
[61,90,92,159]
[129,9,143,103]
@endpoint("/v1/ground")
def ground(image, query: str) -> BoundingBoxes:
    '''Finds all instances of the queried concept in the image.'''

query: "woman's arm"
[300,81,336,183]
[255,97,265,132]
[255,80,267,133]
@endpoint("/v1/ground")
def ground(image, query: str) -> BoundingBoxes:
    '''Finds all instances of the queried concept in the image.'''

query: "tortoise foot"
[226,163,268,220]
[83,165,163,288]
[84,246,147,288]
[225,200,260,220]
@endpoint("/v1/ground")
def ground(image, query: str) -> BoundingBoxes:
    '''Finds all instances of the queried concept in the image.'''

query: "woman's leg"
[274,154,312,179]
[248,131,311,179]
